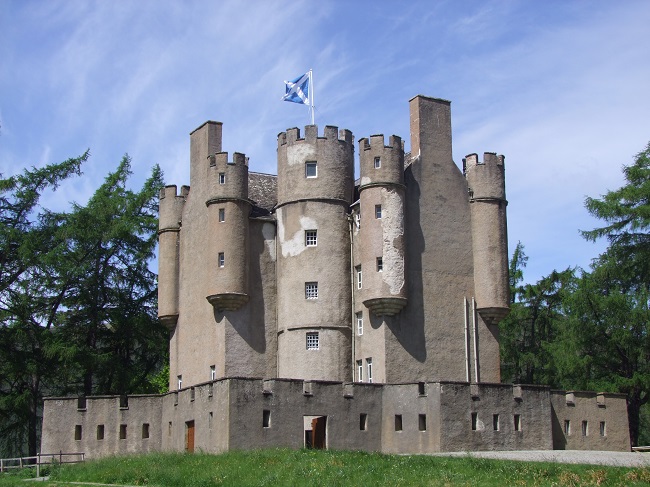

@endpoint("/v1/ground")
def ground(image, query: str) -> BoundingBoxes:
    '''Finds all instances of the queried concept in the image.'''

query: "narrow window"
[305,230,317,246]
[356,360,363,382]
[306,332,319,350]
[142,423,150,439]
[218,208,225,222]
[419,414,427,431]
[218,252,225,268]
[263,410,271,428]
[168,421,172,436]
[418,382,426,395]
[395,414,403,431]
[305,282,318,299]
[471,412,478,431]
[356,266,362,289]
[74,425,82,441]
[209,412,213,429]
[177,375,182,390]
[564,420,571,436]
[355,213,360,229]
[119,424,127,440]
[219,172,225,184]
[493,414,500,431]
[305,161,317,178]
[376,257,383,272]
[190,387,195,401]
[359,413,368,431]
[77,397,86,410]
[120,395,128,409]
[375,204,382,219]
[514,414,521,431]
[210,365,216,381]
[97,425,104,440]
[582,420,588,436]
[600,421,606,436]
[374,156,381,169]
[366,358,373,383]
[356,312,363,336]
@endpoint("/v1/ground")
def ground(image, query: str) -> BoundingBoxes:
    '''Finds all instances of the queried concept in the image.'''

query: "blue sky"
[1,0,649,284]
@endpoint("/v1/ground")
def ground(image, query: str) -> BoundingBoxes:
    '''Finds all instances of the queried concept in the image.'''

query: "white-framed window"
[375,204,382,219]
[218,208,225,222]
[356,265,362,289]
[210,365,216,381]
[177,375,182,390]
[582,420,588,436]
[357,360,363,382]
[305,230,317,246]
[219,172,225,184]
[356,311,363,335]
[305,161,317,178]
[305,282,318,299]
[366,358,373,383]
[374,156,381,169]
[600,421,606,436]
[564,420,571,436]
[376,257,383,272]
[355,213,360,229]
[218,252,225,268]
[306,332,319,350]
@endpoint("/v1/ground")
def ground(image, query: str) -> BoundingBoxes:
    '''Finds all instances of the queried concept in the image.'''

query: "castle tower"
[464,152,510,325]
[275,125,354,381]
[157,185,188,331]
[205,151,250,311]
[357,134,407,316]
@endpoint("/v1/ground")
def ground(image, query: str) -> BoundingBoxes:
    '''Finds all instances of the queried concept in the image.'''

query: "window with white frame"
[357,360,363,382]
[366,358,373,383]
[356,265,362,289]
[218,252,225,268]
[305,161,317,178]
[305,230,317,246]
[356,311,363,335]
[210,365,216,381]
[306,332,319,350]
[177,375,182,390]
[305,282,318,299]
[376,257,383,272]
[375,204,382,219]
[218,208,225,222]
[355,213,360,229]
[374,156,381,169]
[219,173,225,184]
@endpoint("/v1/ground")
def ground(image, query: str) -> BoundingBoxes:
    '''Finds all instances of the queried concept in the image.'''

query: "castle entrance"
[304,415,327,449]
[185,420,195,453]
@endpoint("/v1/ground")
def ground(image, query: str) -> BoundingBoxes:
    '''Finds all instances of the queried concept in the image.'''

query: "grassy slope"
[2,449,650,486]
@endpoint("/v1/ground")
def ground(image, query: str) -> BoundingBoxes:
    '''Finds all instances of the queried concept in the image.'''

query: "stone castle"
[41,96,631,456]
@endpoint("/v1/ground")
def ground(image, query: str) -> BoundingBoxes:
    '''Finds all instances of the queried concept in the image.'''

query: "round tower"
[158,184,188,331]
[205,151,251,311]
[464,152,510,325]
[358,134,407,316]
[275,125,354,381]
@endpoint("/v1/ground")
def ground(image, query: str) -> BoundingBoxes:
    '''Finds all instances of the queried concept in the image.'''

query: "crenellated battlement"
[463,152,505,173]
[277,125,353,148]
[208,151,248,168]
[359,134,403,152]
[158,185,188,232]
[358,134,405,189]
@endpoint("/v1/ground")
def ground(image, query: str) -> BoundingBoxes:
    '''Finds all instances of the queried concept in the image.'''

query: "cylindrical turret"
[464,152,510,325]
[205,151,251,311]
[158,184,188,331]
[276,125,354,381]
[358,134,407,316]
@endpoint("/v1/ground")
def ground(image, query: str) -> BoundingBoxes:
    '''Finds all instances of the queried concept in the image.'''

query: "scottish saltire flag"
[282,72,310,105]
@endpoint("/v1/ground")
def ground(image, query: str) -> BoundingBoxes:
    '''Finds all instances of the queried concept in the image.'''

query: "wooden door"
[185,420,195,453]
[311,416,326,449]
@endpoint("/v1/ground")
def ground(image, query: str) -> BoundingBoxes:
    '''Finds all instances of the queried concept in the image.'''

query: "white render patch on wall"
[360,176,371,186]
[277,212,318,258]
[380,188,405,295]
[287,144,317,166]
[262,222,276,261]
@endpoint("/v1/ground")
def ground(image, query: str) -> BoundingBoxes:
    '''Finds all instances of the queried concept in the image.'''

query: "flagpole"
[309,69,315,125]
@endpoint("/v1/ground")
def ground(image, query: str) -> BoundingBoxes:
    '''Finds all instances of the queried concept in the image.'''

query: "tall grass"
[3,449,650,486]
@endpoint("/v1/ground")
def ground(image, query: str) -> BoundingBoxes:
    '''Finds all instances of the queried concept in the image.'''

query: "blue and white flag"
[282,72,310,105]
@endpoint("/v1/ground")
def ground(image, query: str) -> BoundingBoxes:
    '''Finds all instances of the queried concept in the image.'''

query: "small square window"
[564,420,571,435]
[119,424,127,440]
[582,420,588,436]
[305,230,317,246]
[263,410,271,428]
[375,205,382,219]
[395,414,403,431]
[376,257,383,272]
[219,172,226,184]
[366,358,373,383]
[374,156,381,169]
[218,252,225,268]
[514,414,521,431]
[210,365,216,381]
[356,312,363,336]
[419,414,427,431]
[142,423,150,439]
[356,266,362,289]
[97,424,104,440]
[219,208,225,222]
[305,161,317,178]
[306,332,319,350]
[360,413,368,431]
[305,282,318,299]
[74,425,82,441]
[493,414,500,431]
[600,421,606,436]
[356,360,363,382]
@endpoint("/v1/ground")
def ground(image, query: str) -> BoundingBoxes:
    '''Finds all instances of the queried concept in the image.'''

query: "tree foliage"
[0,155,167,458]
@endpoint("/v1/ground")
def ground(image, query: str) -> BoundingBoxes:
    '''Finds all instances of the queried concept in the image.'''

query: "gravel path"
[432,450,650,467]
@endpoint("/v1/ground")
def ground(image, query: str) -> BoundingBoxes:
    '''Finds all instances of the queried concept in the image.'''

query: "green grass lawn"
[2,449,650,486]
